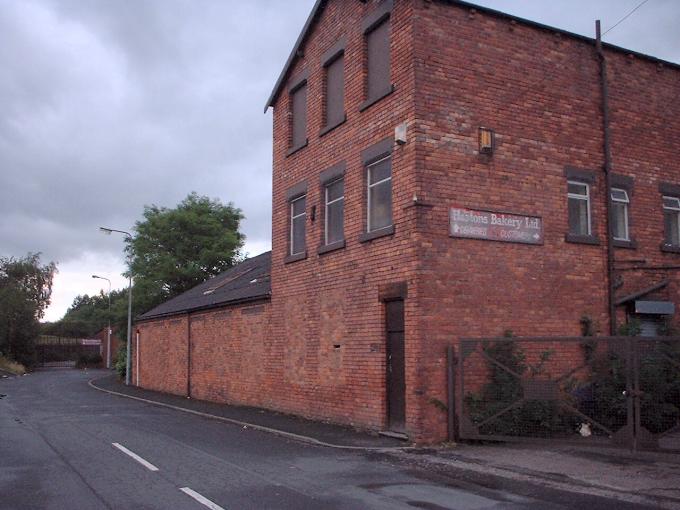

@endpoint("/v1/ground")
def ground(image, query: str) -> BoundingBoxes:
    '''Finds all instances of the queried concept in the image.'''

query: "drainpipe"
[596,20,617,336]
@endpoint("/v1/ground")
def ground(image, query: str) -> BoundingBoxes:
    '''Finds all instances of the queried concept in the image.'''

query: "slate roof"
[264,0,679,112]
[138,251,271,321]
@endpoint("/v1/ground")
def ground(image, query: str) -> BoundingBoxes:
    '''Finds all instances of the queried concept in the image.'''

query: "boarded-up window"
[324,55,344,128]
[290,83,307,149]
[366,19,390,101]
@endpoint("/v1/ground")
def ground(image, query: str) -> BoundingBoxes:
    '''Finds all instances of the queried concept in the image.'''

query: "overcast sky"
[1,0,678,322]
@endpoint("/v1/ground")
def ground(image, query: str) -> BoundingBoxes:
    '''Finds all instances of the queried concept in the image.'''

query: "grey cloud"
[1,0,678,281]
[1,0,314,268]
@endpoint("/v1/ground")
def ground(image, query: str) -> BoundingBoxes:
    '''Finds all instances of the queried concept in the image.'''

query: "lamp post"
[100,226,133,385]
[92,275,111,369]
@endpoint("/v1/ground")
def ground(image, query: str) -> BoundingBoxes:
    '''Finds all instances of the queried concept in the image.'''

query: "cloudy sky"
[1,0,678,322]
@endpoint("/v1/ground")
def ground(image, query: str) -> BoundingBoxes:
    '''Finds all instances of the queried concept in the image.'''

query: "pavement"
[91,371,680,509]
[90,373,405,449]
[0,368,676,509]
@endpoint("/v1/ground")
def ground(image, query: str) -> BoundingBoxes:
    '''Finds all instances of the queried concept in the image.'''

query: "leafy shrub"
[114,344,127,379]
[0,354,26,375]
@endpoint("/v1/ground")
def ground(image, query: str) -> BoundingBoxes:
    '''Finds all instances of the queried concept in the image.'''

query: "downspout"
[596,20,617,335]
[186,312,192,398]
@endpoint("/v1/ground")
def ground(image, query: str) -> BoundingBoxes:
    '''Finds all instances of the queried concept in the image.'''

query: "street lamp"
[100,226,133,385]
[92,275,111,369]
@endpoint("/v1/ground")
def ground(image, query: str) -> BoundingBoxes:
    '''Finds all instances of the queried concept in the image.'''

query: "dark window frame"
[359,0,394,112]
[610,174,636,249]
[661,194,680,253]
[285,181,308,263]
[359,138,395,243]
[318,161,347,255]
[320,38,347,136]
[564,167,600,245]
[287,71,309,156]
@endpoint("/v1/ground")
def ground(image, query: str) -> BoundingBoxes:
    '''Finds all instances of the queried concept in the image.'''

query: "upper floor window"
[663,195,680,247]
[360,2,393,110]
[611,188,630,242]
[290,195,306,255]
[367,156,392,232]
[568,181,591,236]
[322,49,345,133]
[289,80,307,152]
[325,178,344,245]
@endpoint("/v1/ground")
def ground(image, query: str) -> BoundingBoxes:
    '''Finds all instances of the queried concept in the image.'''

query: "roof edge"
[443,0,680,71]
[136,293,272,323]
[264,0,679,112]
[264,0,325,113]
[615,279,670,306]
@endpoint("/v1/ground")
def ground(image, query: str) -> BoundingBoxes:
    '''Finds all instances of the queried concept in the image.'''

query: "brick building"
[94,327,122,369]
[134,0,680,443]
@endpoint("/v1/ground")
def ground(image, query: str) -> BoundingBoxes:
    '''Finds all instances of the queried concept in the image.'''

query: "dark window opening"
[365,19,390,103]
[324,54,344,130]
[290,83,307,150]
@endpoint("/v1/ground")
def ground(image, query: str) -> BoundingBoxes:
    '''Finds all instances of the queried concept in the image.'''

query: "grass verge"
[0,355,26,375]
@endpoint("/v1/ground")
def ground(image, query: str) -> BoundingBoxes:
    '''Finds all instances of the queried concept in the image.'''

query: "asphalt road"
[0,370,649,509]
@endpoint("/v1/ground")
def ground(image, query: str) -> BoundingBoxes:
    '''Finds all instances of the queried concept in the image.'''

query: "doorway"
[385,299,406,432]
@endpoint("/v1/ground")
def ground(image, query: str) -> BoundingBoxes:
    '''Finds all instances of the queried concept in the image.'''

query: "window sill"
[661,244,680,254]
[317,239,345,255]
[284,251,307,264]
[286,139,308,157]
[359,85,395,112]
[359,225,395,243]
[613,238,637,249]
[319,115,347,137]
[565,233,600,246]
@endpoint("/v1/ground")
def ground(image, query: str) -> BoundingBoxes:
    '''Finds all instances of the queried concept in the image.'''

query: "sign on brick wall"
[449,207,543,245]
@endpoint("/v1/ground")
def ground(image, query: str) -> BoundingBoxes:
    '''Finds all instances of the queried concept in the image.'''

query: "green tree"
[0,253,57,366]
[125,192,244,315]
[42,288,127,338]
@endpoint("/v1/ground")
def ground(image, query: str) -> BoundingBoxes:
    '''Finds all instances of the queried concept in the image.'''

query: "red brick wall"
[409,0,680,442]
[133,0,680,444]
[268,0,419,431]
[189,304,271,407]
[94,328,121,369]
[134,316,189,395]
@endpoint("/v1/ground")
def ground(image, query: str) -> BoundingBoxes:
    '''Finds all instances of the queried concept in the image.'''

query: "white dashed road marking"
[112,442,159,472]
[180,487,226,510]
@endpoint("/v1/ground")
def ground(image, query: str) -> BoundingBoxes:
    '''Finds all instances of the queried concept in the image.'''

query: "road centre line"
[112,442,159,471]
[180,487,226,510]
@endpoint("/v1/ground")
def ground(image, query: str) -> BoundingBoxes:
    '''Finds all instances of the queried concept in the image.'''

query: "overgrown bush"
[114,344,127,379]
[464,327,680,439]
[0,354,26,375]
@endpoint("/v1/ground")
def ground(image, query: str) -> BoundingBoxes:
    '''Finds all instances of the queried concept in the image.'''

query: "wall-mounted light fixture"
[479,127,494,155]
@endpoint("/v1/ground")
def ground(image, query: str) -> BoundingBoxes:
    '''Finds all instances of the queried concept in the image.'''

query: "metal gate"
[35,336,102,368]
[457,336,680,451]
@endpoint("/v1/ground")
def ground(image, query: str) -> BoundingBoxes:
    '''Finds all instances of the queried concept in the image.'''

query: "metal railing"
[455,336,680,451]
